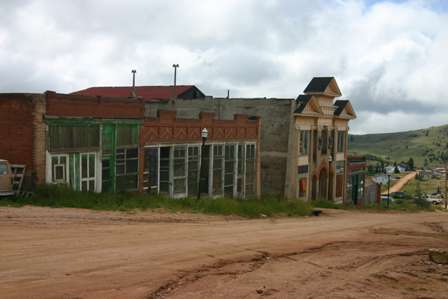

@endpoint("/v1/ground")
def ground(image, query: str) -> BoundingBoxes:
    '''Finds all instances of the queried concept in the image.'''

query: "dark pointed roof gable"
[334,100,349,116]
[334,100,356,119]
[294,94,312,113]
[304,77,334,93]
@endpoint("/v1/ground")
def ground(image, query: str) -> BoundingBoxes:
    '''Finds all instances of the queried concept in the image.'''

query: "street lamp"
[197,128,209,200]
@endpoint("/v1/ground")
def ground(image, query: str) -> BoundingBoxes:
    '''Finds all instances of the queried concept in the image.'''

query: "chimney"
[131,69,137,97]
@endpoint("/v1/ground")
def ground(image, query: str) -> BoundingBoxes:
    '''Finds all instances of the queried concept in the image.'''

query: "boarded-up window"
[117,125,139,147]
[49,125,99,151]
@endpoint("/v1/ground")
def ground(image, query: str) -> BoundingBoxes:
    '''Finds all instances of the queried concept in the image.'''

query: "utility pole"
[445,161,447,210]
[441,152,448,210]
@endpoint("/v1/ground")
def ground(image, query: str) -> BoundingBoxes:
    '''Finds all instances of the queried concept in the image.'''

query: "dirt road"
[384,171,417,195]
[1,206,447,299]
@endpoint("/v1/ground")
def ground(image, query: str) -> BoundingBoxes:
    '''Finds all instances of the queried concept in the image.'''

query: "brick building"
[1,77,356,202]
[0,93,46,187]
[0,90,260,198]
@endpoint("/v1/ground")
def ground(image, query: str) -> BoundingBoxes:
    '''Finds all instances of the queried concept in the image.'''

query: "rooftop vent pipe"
[131,69,137,97]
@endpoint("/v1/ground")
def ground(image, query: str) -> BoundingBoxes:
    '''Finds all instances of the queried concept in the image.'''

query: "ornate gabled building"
[285,77,356,201]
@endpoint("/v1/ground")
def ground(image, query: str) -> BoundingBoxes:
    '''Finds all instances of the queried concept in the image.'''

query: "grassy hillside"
[349,124,448,167]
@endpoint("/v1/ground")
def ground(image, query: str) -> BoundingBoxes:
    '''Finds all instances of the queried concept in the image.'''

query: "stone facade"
[291,78,356,202]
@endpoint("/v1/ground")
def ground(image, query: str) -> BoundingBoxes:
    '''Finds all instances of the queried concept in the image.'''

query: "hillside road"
[383,171,417,195]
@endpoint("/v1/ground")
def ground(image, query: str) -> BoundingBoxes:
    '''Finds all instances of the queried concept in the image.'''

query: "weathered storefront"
[140,110,261,199]
[44,92,144,193]
[45,118,142,193]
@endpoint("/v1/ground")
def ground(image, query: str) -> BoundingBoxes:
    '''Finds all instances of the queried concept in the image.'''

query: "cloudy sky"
[1,0,447,134]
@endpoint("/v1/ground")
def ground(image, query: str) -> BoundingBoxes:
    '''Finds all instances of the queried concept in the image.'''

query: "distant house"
[72,85,207,102]
[385,165,406,174]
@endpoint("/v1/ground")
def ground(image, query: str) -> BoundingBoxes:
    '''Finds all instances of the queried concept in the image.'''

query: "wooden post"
[445,162,447,210]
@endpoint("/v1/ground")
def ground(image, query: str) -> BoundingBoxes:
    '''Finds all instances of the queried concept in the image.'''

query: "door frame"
[79,152,98,192]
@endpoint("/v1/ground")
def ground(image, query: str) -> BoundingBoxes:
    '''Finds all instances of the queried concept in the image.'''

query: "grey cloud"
[0,0,448,133]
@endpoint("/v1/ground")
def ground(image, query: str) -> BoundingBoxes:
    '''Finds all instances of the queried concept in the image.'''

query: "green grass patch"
[0,185,314,218]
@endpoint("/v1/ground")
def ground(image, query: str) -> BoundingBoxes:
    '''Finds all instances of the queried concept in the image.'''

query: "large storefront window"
[159,147,171,194]
[224,144,236,197]
[245,144,256,196]
[213,144,224,196]
[143,142,256,199]
[116,147,138,191]
[173,146,187,196]
[187,146,200,197]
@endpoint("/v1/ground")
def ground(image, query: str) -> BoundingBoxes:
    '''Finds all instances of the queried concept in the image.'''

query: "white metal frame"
[79,152,97,192]
[187,144,201,197]
[172,145,188,199]
[144,141,256,199]
[47,153,69,185]
[211,143,225,198]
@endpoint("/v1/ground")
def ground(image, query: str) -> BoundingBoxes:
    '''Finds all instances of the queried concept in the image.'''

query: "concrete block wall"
[144,98,294,196]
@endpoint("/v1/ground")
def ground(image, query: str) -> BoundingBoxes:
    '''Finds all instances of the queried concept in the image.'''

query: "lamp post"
[197,128,208,200]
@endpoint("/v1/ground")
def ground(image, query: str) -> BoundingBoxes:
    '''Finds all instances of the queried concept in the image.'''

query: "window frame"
[50,154,69,184]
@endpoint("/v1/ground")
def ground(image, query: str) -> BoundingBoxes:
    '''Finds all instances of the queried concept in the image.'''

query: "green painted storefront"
[45,117,141,193]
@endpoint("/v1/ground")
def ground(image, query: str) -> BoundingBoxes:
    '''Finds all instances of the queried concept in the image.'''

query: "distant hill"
[349,124,448,167]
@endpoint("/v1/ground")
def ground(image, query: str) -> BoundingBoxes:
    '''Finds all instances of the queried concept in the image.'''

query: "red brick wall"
[46,92,145,119]
[0,94,34,170]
